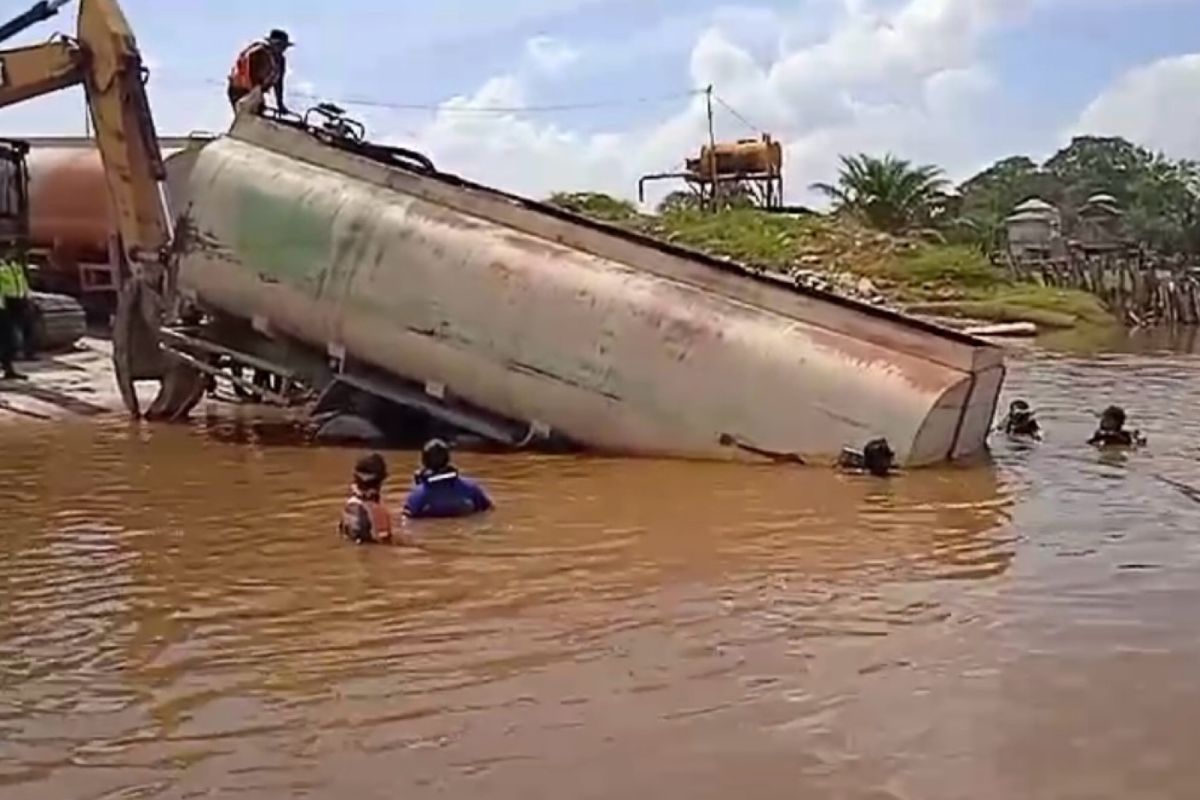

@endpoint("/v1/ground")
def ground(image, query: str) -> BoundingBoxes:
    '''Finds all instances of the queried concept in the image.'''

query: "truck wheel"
[313,413,385,445]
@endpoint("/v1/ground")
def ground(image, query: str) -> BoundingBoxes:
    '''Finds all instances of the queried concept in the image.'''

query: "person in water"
[339,453,394,544]
[837,438,897,477]
[1000,399,1042,440]
[1088,405,1146,449]
[403,439,494,519]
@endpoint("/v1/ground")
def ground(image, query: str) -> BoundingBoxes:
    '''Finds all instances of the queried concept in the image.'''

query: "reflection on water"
[3,332,1200,799]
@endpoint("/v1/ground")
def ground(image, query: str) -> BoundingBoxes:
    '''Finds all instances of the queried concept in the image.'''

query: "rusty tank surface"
[640,133,785,210]
[24,138,206,312]
[156,113,1004,465]
[28,146,111,260]
[687,134,783,180]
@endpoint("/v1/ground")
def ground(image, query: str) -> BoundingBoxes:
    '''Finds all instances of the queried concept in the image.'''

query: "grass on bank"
[546,193,1118,331]
[884,245,1116,329]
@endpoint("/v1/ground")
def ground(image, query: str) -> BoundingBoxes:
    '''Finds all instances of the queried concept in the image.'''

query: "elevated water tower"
[638,133,785,210]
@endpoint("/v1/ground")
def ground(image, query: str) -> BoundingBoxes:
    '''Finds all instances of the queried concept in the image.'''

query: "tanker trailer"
[0,137,85,352]
[25,137,208,320]
[153,110,1004,465]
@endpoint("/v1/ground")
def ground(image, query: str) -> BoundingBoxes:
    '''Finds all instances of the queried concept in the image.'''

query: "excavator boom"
[76,0,170,259]
[0,40,80,104]
[0,0,173,414]
[0,0,169,259]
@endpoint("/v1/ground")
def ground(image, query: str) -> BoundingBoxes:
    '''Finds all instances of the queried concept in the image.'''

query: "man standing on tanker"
[227,29,292,115]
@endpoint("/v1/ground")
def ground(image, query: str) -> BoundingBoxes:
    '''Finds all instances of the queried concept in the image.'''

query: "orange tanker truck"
[25,137,205,319]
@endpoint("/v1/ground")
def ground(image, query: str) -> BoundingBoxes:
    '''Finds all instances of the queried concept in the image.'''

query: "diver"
[403,439,494,519]
[837,438,897,477]
[339,453,394,544]
[999,399,1042,441]
[1088,405,1146,449]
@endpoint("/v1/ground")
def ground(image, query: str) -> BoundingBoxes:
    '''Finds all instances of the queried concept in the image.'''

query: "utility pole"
[705,84,719,210]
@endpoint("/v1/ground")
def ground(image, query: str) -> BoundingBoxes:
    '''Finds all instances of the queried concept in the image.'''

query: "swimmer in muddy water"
[1088,405,1146,449]
[999,399,1043,441]
[339,453,394,544]
[404,439,494,519]
[837,438,897,477]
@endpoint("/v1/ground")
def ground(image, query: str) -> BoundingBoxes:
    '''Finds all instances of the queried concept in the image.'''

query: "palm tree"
[811,154,948,233]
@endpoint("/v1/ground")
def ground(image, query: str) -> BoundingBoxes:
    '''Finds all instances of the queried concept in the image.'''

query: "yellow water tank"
[688,134,782,180]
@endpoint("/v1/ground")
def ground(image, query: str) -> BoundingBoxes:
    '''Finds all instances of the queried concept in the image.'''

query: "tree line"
[809,136,1200,257]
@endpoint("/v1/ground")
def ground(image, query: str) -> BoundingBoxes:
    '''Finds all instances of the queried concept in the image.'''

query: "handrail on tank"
[263,102,438,176]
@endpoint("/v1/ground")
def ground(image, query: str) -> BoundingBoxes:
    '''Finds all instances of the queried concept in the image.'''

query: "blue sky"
[4,0,1200,203]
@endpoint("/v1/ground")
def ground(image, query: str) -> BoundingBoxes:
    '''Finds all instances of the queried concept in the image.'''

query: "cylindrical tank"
[689,135,783,180]
[165,123,1003,464]
[27,148,113,267]
[26,140,202,307]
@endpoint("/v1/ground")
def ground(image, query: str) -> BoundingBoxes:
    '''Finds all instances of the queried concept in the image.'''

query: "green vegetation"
[547,192,641,224]
[906,288,1113,330]
[649,208,813,269]
[544,192,1117,332]
[959,136,1200,256]
[881,245,1000,293]
[879,245,1113,330]
[543,134,1196,334]
[811,154,949,234]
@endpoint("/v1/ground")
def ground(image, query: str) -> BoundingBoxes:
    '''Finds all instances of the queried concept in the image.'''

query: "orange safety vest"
[342,494,394,543]
[228,41,280,91]
[365,499,394,542]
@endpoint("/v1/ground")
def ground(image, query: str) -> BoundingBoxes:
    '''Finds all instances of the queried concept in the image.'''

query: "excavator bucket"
[76,0,175,417]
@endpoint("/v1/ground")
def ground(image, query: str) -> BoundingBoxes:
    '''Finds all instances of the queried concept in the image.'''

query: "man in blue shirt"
[403,439,494,519]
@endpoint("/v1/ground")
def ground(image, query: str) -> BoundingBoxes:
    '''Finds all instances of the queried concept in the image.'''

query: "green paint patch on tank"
[234,185,334,293]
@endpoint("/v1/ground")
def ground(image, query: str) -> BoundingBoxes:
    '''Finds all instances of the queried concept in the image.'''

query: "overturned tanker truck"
[143,104,1006,465]
[0,0,1003,463]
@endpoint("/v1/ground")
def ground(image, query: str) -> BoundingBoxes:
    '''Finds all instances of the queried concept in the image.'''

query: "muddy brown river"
[3,329,1200,799]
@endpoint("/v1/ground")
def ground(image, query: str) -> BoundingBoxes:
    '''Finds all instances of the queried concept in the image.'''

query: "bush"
[547,192,641,223]
[890,244,1003,292]
[657,208,816,270]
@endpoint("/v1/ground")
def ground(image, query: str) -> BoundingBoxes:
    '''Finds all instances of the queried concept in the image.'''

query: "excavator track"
[28,291,84,352]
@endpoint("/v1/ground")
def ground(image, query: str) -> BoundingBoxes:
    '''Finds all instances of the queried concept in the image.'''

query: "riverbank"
[549,193,1118,335]
[0,338,125,422]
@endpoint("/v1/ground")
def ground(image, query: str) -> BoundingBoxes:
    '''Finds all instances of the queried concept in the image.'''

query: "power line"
[713,93,765,136]
[188,76,702,115]
[293,88,705,114]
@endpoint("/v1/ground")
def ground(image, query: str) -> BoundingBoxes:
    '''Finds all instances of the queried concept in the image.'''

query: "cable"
[713,93,764,135]
[185,75,702,115]
[292,87,705,114]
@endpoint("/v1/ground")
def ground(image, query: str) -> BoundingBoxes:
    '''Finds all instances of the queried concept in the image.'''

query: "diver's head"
[862,438,896,477]
[420,438,452,474]
[353,452,388,491]
[1100,405,1126,432]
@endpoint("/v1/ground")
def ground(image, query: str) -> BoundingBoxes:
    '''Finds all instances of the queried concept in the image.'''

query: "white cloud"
[400,0,1028,207]
[524,35,580,75]
[1074,53,1200,159]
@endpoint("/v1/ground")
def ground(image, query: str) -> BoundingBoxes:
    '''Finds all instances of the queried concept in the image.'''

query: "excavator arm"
[0,40,81,104]
[0,0,169,259]
[0,0,176,416]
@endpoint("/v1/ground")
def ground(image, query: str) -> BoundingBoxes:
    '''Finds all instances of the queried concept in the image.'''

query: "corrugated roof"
[1014,197,1056,212]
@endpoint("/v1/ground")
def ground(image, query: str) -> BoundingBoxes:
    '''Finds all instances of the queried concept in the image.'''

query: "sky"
[4,0,1200,207]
